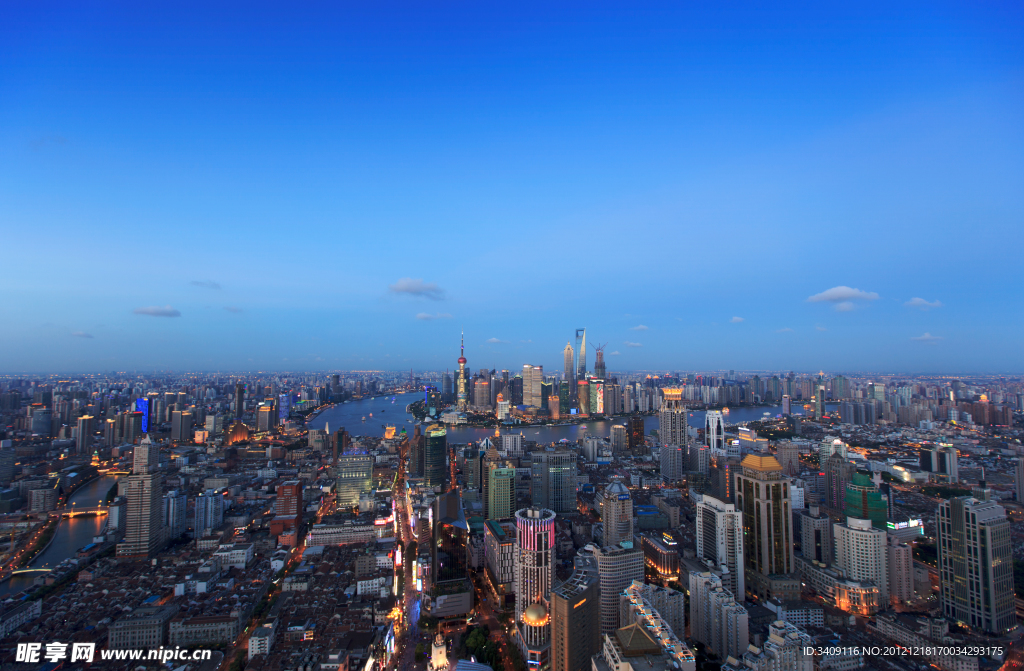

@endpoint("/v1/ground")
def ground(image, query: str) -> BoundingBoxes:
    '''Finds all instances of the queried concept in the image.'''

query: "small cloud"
[190,280,221,290]
[71,331,93,339]
[905,297,942,310]
[911,332,943,343]
[389,278,445,300]
[519,339,533,343]
[30,135,69,150]
[776,327,794,333]
[815,326,827,332]
[224,306,243,314]
[730,316,744,323]
[624,341,643,348]
[133,305,181,318]
[416,312,452,320]
[807,286,880,307]
[486,337,508,344]
[630,325,649,331]
[609,351,621,356]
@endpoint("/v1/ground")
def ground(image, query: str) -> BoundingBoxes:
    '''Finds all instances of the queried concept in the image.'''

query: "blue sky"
[2,2,1022,374]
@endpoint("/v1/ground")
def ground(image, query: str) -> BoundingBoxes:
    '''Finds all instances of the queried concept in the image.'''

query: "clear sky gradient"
[2,2,1022,374]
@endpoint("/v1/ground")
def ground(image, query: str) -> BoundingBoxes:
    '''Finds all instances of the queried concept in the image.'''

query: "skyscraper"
[456,332,469,411]
[735,454,795,599]
[593,543,644,633]
[705,411,724,451]
[1016,458,1024,501]
[844,472,887,530]
[628,415,644,451]
[563,341,575,388]
[798,499,833,565]
[234,383,244,418]
[688,571,749,662]
[834,516,889,604]
[660,444,684,482]
[433,490,470,584]
[523,364,544,409]
[531,449,578,514]
[823,452,855,517]
[117,437,166,558]
[658,389,687,447]
[551,548,600,671]
[194,489,224,536]
[515,507,556,668]
[488,465,517,521]
[937,489,1016,634]
[695,494,745,598]
[602,479,633,547]
[575,328,587,384]
[424,424,448,488]
[593,345,606,379]
[170,410,192,442]
[76,415,94,454]
[781,394,791,416]
[335,455,373,507]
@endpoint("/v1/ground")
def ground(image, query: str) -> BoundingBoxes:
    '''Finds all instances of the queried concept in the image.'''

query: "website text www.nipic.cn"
[15,642,214,664]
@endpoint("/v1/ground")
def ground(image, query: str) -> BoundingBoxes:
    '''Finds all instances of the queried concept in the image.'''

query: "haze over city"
[2,2,1023,373]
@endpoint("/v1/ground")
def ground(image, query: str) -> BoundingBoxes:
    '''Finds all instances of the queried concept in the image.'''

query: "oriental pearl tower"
[456,331,469,411]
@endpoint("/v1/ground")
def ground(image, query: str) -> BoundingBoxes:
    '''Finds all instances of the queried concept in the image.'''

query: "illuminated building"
[194,489,224,536]
[823,452,854,516]
[577,380,590,415]
[704,410,724,451]
[335,455,373,508]
[487,465,516,521]
[433,490,469,583]
[551,548,600,671]
[423,424,447,488]
[887,535,914,605]
[589,379,605,415]
[593,345,606,379]
[170,410,192,442]
[429,633,448,671]
[658,389,687,447]
[117,438,166,558]
[515,507,556,668]
[484,520,516,610]
[937,488,1015,634]
[640,533,679,579]
[575,328,587,385]
[523,364,544,408]
[735,454,795,600]
[834,517,888,603]
[563,342,575,389]
[602,479,633,547]
[270,480,302,537]
[456,332,469,411]
[531,449,577,514]
[781,394,791,415]
[844,472,887,530]
[234,383,244,418]
[613,579,696,671]
[660,445,684,482]
[695,494,744,598]
[225,420,250,445]
[628,415,644,451]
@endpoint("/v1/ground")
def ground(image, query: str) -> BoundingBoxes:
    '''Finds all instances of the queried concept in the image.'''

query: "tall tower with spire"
[456,331,469,411]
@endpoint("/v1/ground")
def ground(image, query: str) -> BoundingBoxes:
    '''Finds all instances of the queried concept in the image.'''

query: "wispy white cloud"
[71,331,93,339]
[224,306,243,314]
[911,332,943,343]
[730,316,744,323]
[133,306,181,317]
[486,337,508,344]
[389,278,445,300]
[630,324,649,331]
[624,341,643,348]
[776,327,794,333]
[415,312,452,320]
[815,326,827,331]
[905,297,942,310]
[807,286,879,309]
[190,280,221,290]
[609,351,621,356]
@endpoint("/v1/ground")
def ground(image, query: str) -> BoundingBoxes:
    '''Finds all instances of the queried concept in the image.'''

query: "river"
[307,393,835,445]
[0,474,120,597]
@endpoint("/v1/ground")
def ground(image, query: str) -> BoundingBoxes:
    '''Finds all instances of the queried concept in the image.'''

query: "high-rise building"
[593,346,607,379]
[823,452,855,516]
[658,389,687,447]
[170,411,192,442]
[531,449,577,514]
[834,516,888,605]
[551,548,600,671]
[424,424,448,488]
[234,383,245,418]
[433,490,470,584]
[457,332,469,411]
[610,425,627,453]
[163,490,187,539]
[335,455,373,508]
[694,494,744,598]
[775,442,800,476]
[735,454,794,599]
[194,489,224,536]
[257,405,275,432]
[797,500,833,565]
[488,465,517,521]
[515,507,556,668]
[76,414,94,454]
[592,543,644,633]
[628,415,644,451]
[563,342,575,389]
[133,436,158,475]
[781,394,791,416]
[937,489,1016,634]
[1016,458,1024,501]
[575,328,586,385]
[117,450,166,559]
[523,364,544,409]
[705,411,724,451]
[601,479,633,548]
[718,621,814,671]
[887,534,914,606]
[660,445,684,482]
[270,480,302,537]
[688,571,749,662]
[484,519,517,611]
[844,472,887,530]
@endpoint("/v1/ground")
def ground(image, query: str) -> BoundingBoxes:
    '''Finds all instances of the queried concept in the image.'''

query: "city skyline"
[3,3,1023,372]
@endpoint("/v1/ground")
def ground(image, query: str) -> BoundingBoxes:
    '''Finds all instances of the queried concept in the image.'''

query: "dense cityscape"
[0,329,1021,671]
